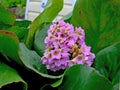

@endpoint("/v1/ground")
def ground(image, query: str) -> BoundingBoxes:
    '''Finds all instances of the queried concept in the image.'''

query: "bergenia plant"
[0,0,119,90]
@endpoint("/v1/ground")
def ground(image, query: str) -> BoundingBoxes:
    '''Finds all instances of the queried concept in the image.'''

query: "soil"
[10,7,25,19]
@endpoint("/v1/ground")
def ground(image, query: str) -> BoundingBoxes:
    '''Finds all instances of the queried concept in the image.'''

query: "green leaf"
[8,26,28,42]
[0,4,16,25]
[34,23,50,56]
[0,0,20,8]
[19,43,47,74]
[0,30,23,65]
[25,0,63,49]
[14,20,31,28]
[113,83,120,90]
[0,23,10,30]
[94,43,120,85]
[0,30,62,79]
[51,77,63,88]
[18,43,63,79]
[0,20,31,42]
[71,0,120,53]
[58,65,113,90]
[0,61,27,90]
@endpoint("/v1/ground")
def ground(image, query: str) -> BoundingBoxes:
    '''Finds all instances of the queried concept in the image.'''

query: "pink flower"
[41,20,95,72]
[51,49,61,59]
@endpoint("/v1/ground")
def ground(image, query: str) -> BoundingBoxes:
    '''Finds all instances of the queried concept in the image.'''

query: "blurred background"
[0,0,26,19]
[0,0,76,21]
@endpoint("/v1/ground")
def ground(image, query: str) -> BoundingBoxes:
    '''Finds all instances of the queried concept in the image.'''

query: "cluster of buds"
[41,20,95,71]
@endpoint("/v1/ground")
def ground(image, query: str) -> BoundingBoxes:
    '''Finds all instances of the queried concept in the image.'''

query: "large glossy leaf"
[0,61,27,90]
[34,23,50,56]
[0,30,23,65]
[59,65,113,90]
[0,4,16,25]
[0,30,62,79]
[42,65,113,90]
[19,43,47,74]
[71,0,120,53]
[18,43,63,79]
[94,43,120,85]
[25,0,63,48]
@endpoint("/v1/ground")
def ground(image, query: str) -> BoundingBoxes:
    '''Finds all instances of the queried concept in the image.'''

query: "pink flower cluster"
[41,20,95,71]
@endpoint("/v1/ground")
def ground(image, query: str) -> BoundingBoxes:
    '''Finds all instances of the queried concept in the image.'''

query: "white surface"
[25,0,76,21]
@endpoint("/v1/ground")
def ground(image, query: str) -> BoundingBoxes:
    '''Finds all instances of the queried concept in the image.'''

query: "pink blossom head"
[41,20,95,72]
